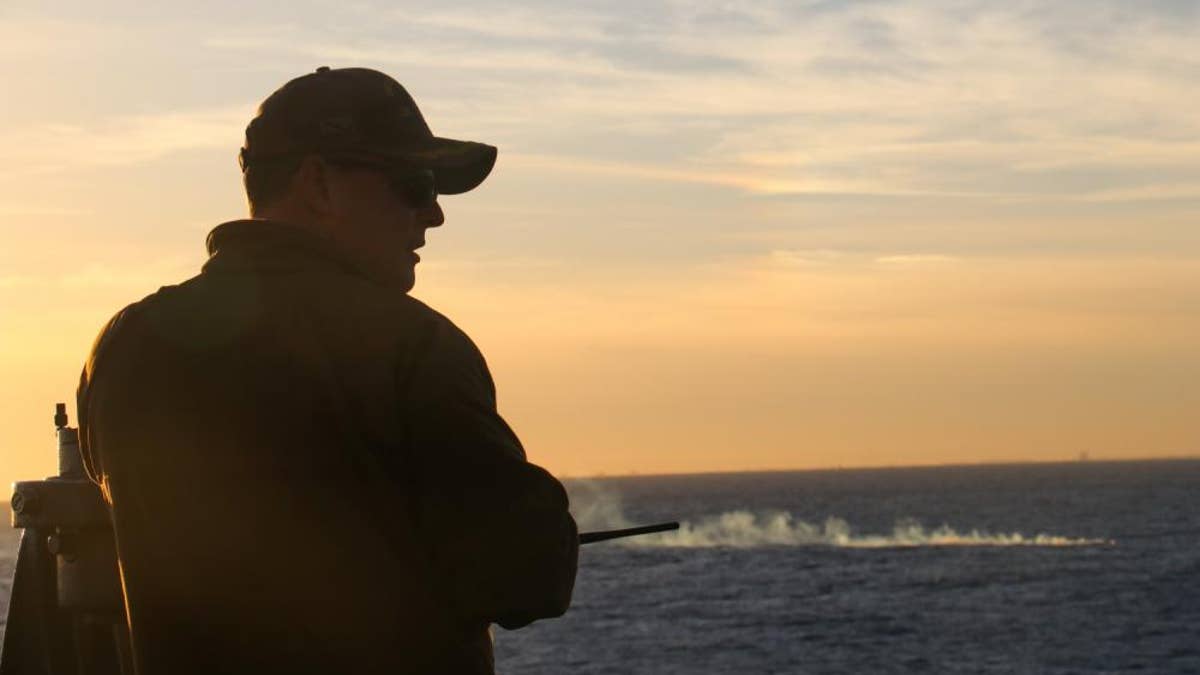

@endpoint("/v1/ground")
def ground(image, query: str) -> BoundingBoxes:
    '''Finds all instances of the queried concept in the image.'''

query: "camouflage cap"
[239,66,496,195]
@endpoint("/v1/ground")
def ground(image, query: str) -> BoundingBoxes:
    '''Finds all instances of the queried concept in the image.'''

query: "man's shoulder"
[399,295,487,369]
[82,280,198,373]
[401,295,469,340]
[87,275,487,380]
[90,273,261,356]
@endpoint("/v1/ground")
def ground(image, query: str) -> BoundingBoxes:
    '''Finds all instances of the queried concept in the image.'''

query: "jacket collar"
[203,219,364,278]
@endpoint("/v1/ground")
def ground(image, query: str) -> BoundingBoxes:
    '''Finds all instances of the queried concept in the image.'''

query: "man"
[76,67,578,675]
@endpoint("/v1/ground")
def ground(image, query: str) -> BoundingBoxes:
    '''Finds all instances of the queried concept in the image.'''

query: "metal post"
[1,404,132,675]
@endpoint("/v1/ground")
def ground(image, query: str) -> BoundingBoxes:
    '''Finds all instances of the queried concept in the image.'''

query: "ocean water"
[2,460,1198,673]
[498,460,1200,674]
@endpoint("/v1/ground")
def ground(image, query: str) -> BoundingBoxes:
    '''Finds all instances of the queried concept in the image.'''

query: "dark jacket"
[76,219,578,675]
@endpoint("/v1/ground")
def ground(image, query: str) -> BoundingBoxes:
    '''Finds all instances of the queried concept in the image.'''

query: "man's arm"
[400,317,578,630]
[77,304,145,492]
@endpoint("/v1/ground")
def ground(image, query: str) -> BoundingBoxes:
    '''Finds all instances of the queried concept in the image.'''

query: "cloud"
[365,1,1200,202]
[875,254,959,265]
[767,249,847,267]
[1069,183,1200,203]
[0,105,251,177]
[13,0,1200,205]
[398,6,615,43]
[0,13,123,58]
[502,151,861,194]
[0,261,196,295]
[0,204,91,217]
[57,260,195,291]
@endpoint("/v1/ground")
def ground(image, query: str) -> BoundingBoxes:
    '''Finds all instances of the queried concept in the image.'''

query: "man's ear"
[293,154,337,217]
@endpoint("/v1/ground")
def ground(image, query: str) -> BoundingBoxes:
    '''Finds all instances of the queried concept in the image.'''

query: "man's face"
[322,161,444,292]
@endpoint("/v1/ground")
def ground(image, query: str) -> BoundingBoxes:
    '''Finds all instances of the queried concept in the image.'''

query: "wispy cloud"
[9,1,1196,204]
[0,13,123,58]
[0,105,250,177]
[874,254,959,266]
[57,261,193,291]
[399,6,615,43]
[0,204,91,217]
[194,0,1200,204]
[0,260,195,298]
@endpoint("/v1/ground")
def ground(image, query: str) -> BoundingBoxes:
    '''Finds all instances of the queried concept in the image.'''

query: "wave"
[568,483,1113,549]
[622,511,1114,548]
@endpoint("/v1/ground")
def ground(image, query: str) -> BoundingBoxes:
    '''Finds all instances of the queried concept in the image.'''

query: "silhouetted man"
[76,67,578,675]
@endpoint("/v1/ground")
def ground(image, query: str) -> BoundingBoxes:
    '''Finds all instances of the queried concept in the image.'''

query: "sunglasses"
[384,168,438,209]
[327,159,439,209]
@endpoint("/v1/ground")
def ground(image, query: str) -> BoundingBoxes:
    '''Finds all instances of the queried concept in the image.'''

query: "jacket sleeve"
[400,317,578,630]
[77,304,143,492]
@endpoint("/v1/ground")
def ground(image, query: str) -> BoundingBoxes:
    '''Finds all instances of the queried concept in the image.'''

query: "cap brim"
[395,137,497,195]
[322,137,496,195]
[425,137,497,195]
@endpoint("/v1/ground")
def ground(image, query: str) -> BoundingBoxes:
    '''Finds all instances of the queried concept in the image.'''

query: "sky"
[1,0,1198,486]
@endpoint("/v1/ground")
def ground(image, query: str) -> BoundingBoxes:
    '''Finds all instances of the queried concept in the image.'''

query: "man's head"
[239,67,496,291]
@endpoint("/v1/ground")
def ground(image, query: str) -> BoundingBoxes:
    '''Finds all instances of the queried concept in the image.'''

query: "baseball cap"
[239,66,497,195]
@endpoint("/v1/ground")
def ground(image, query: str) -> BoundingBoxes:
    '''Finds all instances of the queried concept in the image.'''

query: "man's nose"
[423,201,445,228]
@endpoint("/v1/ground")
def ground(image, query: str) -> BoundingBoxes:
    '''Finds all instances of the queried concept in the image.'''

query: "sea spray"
[568,479,634,531]
[568,484,1112,548]
[628,511,1114,548]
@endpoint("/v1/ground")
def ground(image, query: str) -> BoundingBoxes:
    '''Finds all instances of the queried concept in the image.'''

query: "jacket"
[76,219,578,675]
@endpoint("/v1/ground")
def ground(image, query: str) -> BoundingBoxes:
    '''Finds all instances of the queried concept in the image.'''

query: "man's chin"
[363,264,414,292]
[396,269,416,293]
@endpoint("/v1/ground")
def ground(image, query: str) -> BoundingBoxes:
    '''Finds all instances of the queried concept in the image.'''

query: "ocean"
[497,460,1200,674]
[3,460,1199,673]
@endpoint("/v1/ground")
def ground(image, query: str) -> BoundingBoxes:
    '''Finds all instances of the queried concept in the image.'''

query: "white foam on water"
[568,482,1113,549]
[627,511,1114,548]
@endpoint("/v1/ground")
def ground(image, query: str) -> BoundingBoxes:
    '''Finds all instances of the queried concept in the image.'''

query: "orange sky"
[3,1,1199,486]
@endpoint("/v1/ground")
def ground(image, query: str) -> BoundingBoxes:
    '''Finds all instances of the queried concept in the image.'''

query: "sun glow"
[3,1,1199,485]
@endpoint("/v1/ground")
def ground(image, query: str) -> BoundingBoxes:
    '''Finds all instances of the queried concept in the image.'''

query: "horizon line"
[560,453,1200,481]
